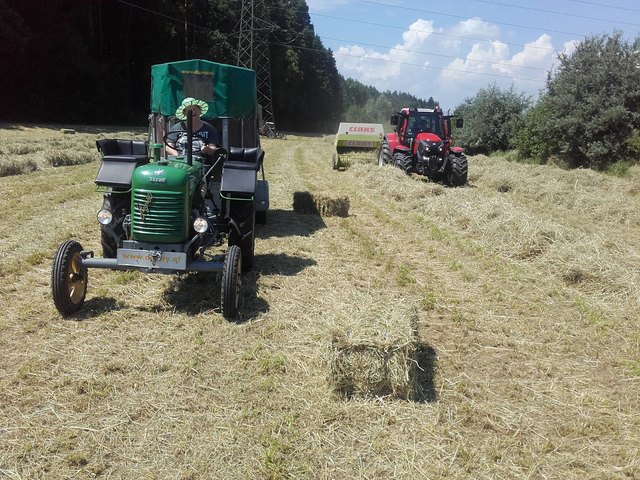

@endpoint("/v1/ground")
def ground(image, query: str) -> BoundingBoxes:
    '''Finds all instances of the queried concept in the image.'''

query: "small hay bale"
[60,128,77,135]
[328,294,423,400]
[330,335,417,400]
[293,191,349,217]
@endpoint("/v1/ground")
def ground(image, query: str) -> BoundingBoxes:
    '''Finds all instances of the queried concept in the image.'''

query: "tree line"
[454,32,640,170]
[0,0,431,133]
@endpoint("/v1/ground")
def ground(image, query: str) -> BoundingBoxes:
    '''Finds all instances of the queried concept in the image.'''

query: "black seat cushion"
[96,139,148,156]
[227,147,264,165]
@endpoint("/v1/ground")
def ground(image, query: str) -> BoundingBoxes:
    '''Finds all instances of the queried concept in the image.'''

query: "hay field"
[0,124,639,479]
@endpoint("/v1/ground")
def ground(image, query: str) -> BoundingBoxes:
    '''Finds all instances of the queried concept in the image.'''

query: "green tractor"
[51,59,269,320]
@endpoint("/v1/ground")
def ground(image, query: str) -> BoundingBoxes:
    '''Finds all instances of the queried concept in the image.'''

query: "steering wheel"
[163,130,208,154]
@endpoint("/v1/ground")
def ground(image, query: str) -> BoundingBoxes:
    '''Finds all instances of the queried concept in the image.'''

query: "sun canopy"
[150,59,256,119]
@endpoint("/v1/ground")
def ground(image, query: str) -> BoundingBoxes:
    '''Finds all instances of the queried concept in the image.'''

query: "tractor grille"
[131,189,186,242]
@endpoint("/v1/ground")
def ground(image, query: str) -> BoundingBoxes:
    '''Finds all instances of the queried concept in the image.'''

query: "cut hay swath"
[327,291,427,400]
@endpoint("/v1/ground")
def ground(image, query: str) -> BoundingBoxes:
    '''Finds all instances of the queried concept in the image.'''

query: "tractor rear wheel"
[51,240,88,316]
[100,192,129,258]
[393,151,413,175]
[446,154,468,187]
[221,245,241,320]
[378,141,392,166]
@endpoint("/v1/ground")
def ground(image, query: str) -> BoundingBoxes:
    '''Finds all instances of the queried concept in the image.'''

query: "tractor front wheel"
[221,245,242,320]
[446,154,468,187]
[378,141,392,166]
[51,240,88,316]
[393,151,413,175]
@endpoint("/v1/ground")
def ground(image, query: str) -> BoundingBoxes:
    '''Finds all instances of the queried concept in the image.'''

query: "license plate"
[117,248,187,270]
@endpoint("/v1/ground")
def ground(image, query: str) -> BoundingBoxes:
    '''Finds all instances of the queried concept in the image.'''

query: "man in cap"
[166,97,221,161]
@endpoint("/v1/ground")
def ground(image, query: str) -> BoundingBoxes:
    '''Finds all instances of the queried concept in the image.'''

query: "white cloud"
[562,39,579,56]
[333,17,561,108]
[335,18,437,87]
[439,18,500,52]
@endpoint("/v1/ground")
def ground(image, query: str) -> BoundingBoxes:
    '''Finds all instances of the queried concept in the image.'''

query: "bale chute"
[333,123,384,170]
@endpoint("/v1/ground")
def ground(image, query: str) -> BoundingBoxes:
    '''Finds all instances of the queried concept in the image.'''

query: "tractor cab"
[392,107,447,152]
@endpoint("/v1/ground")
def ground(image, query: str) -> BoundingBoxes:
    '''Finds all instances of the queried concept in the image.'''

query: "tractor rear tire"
[221,245,241,320]
[447,154,468,187]
[378,141,392,166]
[51,240,88,316]
[393,151,413,175]
[100,192,129,258]
[229,201,255,272]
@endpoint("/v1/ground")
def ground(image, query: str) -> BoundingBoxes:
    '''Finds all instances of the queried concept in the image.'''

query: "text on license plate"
[117,249,187,269]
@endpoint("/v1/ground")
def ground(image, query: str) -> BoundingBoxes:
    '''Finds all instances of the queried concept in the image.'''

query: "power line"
[321,35,548,71]
[116,0,208,32]
[468,0,640,27]
[271,41,547,84]
[565,0,640,13]
[114,0,552,86]
[310,12,558,52]
[354,0,616,37]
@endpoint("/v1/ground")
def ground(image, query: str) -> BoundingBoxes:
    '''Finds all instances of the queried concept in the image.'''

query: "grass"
[0,125,639,478]
[0,123,146,176]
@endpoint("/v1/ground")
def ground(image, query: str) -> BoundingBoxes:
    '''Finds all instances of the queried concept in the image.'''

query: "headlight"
[193,217,208,233]
[97,209,113,225]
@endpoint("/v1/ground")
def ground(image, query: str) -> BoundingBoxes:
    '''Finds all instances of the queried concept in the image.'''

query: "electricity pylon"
[237,0,276,126]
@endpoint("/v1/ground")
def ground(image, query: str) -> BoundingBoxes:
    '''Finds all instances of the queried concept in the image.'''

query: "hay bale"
[293,191,349,217]
[330,335,418,399]
[60,128,76,135]
[328,294,424,400]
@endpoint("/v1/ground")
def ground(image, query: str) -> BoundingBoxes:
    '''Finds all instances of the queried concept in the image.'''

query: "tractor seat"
[227,147,265,168]
[95,139,149,187]
[96,139,148,159]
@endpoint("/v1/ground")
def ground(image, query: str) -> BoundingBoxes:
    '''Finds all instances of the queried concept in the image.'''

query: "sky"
[304,0,640,109]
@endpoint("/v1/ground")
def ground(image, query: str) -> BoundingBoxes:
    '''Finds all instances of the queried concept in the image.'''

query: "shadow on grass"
[162,252,316,322]
[63,297,119,322]
[68,253,316,322]
[255,208,326,239]
[413,344,438,403]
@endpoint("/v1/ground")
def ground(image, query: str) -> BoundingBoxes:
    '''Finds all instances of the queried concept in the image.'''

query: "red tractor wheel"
[378,141,392,166]
[446,154,468,187]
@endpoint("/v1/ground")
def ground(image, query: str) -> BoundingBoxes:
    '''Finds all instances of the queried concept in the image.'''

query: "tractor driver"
[415,118,430,134]
[166,97,221,162]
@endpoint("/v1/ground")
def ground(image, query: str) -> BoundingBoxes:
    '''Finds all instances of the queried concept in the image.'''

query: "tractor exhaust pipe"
[186,111,193,166]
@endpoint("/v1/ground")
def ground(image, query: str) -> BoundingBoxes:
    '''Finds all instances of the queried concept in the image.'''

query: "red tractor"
[378,107,467,186]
